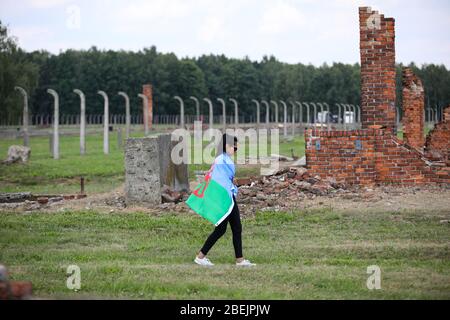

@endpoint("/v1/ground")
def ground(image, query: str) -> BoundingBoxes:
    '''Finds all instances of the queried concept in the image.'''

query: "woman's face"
[225,143,237,156]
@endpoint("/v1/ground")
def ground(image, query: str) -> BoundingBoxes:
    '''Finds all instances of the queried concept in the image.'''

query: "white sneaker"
[236,259,256,267]
[194,256,214,266]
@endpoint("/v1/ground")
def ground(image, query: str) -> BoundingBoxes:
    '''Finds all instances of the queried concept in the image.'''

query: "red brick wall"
[305,129,376,185]
[424,105,450,164]
[143,84,153,129]
[375,135,428,184]
[359,7,396,133]
[402,68,425,149]
[305,128,450,185]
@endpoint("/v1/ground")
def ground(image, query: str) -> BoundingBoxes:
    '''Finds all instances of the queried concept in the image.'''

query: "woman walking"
[192,134,255,267]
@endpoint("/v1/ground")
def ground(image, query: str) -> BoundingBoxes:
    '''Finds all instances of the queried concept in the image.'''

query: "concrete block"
[125,136,161,205]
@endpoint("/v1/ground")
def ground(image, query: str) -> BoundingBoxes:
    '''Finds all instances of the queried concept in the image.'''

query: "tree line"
[1,20,449,123]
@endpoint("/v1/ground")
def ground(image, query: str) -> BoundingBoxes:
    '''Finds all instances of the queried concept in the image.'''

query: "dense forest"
[1,20,450,123]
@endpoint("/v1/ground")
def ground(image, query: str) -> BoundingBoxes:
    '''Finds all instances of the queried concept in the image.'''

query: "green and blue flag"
[186,154,236,226]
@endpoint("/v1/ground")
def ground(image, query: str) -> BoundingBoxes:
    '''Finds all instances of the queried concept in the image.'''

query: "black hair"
[218,133,238,154]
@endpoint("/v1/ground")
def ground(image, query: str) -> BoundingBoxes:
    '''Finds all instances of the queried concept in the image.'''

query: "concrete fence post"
[280,100,287,137]
[47,89,59,159]
[203,98,213,130]
[302,102,311,126]
[289,101,296,136]
[261,100,270,128]
[252,100,260,131]
[73,89,86,155]
[98,91,109,154]
[229,98,238,129]
[118,91,131,139]
[217,98,226,131]
[270,100,279,125]
[174,96,185,129]
[14,86,29,147]
[137,94,149,135]
[189,96,200,121]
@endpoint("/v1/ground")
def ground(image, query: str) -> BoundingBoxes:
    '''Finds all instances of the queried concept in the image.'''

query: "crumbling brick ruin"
[424,105,450,164]
[305,6,450,186]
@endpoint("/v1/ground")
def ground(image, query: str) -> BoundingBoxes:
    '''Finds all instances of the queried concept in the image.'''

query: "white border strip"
[214,196,235,226]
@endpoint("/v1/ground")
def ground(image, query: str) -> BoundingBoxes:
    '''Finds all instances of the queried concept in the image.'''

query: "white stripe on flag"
[214,197,235,226]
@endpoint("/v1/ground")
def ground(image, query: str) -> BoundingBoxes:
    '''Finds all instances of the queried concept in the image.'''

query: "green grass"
[0,132,127,194]
[0,208,449,299]
[0,131,305,194]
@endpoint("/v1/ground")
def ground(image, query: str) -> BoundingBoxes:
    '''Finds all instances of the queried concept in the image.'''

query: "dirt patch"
[2,182,449,218]
[258,185,450,215]
[1,161,449,216]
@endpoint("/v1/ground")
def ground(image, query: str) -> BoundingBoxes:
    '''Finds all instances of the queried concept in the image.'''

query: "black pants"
[200,197,243,258]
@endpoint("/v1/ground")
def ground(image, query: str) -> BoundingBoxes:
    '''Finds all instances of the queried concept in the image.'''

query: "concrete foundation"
[124,134,189,206]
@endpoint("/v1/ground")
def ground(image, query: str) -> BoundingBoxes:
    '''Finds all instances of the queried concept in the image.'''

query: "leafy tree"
[1,22,450,124]
[0,21,39,124]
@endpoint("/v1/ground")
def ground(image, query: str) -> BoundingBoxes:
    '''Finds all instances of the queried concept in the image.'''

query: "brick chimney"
[143,84,153,129]
[359,7,396,132]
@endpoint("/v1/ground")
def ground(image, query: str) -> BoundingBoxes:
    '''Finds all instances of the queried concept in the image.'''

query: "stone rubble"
[234,167,352,215]
[156,167,347,213]
[2,145,31,164]
[161,185,186,204]
[0,193,86,212]
[234,169,444,215]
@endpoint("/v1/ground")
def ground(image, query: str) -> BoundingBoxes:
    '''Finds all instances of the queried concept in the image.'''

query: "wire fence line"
[0,114,263,127]
[1,105,444,128]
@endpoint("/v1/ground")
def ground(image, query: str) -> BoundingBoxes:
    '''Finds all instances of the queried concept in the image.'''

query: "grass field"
[0,129,305,194]
[0,208,449,299]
